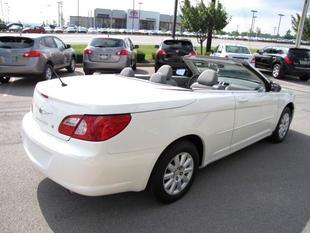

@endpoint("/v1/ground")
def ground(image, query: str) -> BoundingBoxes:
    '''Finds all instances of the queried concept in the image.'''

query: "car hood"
[35,75,196,114]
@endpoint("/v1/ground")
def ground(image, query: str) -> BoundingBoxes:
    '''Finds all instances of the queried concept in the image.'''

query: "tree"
[180,0,230,54]
[284,29,294,39]
[291,13,310,40]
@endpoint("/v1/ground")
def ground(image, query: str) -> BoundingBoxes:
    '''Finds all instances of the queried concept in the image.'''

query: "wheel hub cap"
[278,113,290,138]
[163,152,194,195]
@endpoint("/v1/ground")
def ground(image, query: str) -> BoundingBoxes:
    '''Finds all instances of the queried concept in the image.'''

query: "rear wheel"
[42,64,54,80]
[0,76,10,84]
[83,69,94,75]
[270,107,292,143]
[299,76,310,81]
[132,62,137,71]
[272,63,283,79]
[149,140,199,203]
[67,57,76,73]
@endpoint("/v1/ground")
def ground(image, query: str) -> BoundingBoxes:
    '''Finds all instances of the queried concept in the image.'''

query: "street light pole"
[131,0,135,34]
[249,10,257,37]
[138,2,143,30]
[77,0,80,27]
[172,0,178,39]
[296,0,310,47]
[276,14,284,37]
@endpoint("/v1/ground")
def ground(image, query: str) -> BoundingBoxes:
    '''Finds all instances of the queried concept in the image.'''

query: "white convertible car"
[22,56,294,203]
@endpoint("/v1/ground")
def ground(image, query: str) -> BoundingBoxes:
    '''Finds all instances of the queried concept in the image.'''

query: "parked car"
[0,23,7,32]
[83,37,138,75]
[78,26,87,33]
[22,26,45,33]
[54,27,64,33]
[44,26,53,33]
[154,39,197,72]
[7,24,23,32]
[0,35,76,83]
[254,46,310,81]
[65,27,77,33]
[211,44,255,64]
[22,55,294,203]
[87,27,97,34]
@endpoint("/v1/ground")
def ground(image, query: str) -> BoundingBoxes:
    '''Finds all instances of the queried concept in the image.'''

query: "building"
[69,8,181,31]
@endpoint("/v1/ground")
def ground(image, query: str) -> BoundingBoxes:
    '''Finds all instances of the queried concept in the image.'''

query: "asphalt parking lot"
[0,67,310,233]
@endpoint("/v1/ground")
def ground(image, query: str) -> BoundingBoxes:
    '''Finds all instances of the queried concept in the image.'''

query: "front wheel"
[270,107,292,143]
[0,76,10,84]
[149,140,199,203]
[272,63,283,79]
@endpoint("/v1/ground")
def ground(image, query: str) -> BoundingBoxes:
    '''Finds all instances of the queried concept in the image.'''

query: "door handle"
[237,97,248,103]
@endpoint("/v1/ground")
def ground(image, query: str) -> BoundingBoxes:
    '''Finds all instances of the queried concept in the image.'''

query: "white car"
[22,56,294,203]
[87,27,97,34]
[212,44,255,65]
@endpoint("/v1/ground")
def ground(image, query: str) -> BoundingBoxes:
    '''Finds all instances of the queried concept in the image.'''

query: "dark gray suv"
[0,35,76,83]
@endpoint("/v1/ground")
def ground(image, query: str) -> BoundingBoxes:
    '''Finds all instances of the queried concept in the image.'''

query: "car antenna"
[51,67,67,87]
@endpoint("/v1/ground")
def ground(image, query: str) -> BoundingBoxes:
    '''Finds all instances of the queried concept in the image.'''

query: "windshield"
[90,38,124,48]
[226,45,250,54]
[0,37,34,49]
[162,40,193,51]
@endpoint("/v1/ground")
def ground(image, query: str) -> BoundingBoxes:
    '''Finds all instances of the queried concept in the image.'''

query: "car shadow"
[37,130,310,233]
[0,70,84,97]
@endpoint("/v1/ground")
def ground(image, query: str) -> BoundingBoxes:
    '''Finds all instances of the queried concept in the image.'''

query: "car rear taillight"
[23,50,41,57]
[187,50,197,56]
[116,49,129,56]
[58,114,131,141]
[83,48,93,55]
[284,55,292,65]
[156,49,167,56]
[250,57,255,65]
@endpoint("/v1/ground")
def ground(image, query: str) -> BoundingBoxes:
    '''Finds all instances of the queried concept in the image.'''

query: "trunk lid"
[33,75,196,140]
[0,36,34,66]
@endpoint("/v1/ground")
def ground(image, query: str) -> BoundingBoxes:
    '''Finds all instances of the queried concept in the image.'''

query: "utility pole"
[138,2,143,30]
[77,0,80,27]
[296,0,309,47]
[172,0,178,39]
[276,14,284,37]
[249,10,258,37]
[131,0,135,34]
[57,1,61,27]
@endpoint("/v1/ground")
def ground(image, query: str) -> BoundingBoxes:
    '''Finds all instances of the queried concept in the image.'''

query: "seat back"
[191,69,218,89]
[120,67,135,77]
[157,65,178,86]
[149,73,166,84]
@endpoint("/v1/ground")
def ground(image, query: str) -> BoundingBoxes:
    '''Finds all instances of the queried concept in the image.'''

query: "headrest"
[120,67,135,77]
[149,73,166,84]
[157,65,173,80]
[197,69,218,86]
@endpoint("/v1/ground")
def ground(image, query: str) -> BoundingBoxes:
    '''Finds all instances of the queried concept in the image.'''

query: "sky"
[0,0,308,35]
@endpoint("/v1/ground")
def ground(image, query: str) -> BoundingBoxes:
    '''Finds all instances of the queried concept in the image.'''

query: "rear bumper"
[285,66,310,77]
[0,61,44,76]
[22,112,156,196]
[83,57,129,71]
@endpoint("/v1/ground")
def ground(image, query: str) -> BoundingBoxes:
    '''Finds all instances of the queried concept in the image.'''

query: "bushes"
[137,51,146,62]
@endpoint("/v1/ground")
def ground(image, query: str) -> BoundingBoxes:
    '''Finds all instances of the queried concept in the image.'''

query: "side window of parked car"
[41,37,57,48]
[217,45,222,53]
[54,37,66,50]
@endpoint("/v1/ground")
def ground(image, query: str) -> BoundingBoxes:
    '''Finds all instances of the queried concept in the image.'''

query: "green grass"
[71,44,87,54]
[137,44,156,60]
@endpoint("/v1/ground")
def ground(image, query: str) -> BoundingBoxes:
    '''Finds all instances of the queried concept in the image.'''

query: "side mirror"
[134,45,139,49]
[66,44,71,49]
[154,45,159,49]
[270,82,281,92]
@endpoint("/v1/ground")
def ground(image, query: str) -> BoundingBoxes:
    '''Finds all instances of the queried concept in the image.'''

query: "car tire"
[132,62,137,71]
[270,107,292,143]
[42,64,54,80]
[299,76,310,81]
[0,76,10,84]
[83,69,94,75]
[149,140,199,203]
[272,63,283,79]
[67,57,76,73]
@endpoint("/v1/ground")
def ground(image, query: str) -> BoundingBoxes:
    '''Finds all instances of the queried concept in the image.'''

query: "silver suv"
[83,37,138,75]
[0,35,76,84]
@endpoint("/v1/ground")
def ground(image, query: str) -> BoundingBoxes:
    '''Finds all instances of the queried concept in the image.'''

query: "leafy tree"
[291,13,310,40]
[180,0,230,54]
[284,29,294,39]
